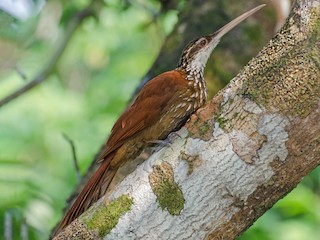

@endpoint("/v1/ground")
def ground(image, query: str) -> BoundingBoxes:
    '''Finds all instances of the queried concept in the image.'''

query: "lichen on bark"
[85,195,133,237]
[149,161,185,215]
[240,11,320,117]
[179,151,203,175]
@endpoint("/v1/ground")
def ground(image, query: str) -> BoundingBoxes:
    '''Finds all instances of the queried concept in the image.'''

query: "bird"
[54,4,265,236]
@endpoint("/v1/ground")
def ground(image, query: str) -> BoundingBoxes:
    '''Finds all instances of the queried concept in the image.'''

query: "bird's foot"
[168,131,184,141]
[147,139,173,151]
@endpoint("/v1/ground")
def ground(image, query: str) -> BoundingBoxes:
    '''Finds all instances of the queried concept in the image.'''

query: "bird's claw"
[147,139,173,151]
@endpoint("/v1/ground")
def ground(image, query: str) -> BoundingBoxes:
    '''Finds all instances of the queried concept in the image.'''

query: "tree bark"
[53,0,319,239]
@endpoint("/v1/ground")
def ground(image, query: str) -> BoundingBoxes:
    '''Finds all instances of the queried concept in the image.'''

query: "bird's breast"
[186,76,208,109]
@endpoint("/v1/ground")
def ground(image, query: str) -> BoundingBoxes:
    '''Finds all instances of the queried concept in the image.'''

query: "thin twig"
[62,133,81,183]
[0,4,95,108]
[14,65,27,81]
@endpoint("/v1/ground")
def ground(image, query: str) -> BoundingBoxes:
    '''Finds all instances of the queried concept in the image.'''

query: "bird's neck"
[177,58,205,79]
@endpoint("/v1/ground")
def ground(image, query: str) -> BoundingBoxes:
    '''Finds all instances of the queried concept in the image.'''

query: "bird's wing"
[55,70,187,235]
[98,70,187,160]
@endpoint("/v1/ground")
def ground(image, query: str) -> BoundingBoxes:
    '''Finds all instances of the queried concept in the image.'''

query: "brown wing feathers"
[54,70,187,235]
[98,71,186,160]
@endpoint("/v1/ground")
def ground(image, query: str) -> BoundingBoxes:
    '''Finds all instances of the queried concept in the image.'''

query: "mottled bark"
[54,0,319,239]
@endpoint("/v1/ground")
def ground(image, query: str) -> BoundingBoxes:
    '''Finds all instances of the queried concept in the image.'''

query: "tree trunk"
[53,0,319,239]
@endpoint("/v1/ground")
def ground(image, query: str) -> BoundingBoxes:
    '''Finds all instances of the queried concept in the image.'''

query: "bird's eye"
[199,39,207,46]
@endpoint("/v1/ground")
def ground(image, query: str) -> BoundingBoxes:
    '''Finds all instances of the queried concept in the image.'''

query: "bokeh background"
[0,0,319,239]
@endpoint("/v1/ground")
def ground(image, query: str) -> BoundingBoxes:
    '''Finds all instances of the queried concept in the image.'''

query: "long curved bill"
[210,4,265,40]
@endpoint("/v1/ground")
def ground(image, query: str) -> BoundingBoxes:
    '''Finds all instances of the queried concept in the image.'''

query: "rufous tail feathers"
[53,153,116,236]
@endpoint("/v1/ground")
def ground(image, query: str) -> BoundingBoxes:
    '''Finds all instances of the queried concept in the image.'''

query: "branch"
[54,0,319,239]
[63,133,81,183]
[0,1,98,108]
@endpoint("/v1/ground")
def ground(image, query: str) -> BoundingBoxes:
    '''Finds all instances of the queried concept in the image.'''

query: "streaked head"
[177,4,265,72]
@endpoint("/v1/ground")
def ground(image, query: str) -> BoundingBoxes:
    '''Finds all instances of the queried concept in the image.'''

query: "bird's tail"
[53,152,116,236]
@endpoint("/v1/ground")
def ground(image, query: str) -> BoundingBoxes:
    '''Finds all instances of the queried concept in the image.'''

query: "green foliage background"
[0,0,319,239]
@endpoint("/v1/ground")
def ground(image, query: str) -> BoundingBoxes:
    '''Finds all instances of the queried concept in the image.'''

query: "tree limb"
[0,0,99,108]
[54,0,320,239]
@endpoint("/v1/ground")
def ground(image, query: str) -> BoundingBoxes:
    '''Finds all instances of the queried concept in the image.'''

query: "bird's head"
[177,4,265,74]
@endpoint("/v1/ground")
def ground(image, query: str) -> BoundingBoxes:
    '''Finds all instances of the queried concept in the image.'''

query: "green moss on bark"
[149,162,185,215]
[86,195,133,237]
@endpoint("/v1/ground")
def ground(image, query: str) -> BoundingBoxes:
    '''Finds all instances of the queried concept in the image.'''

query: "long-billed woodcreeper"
[55,5,264,235]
